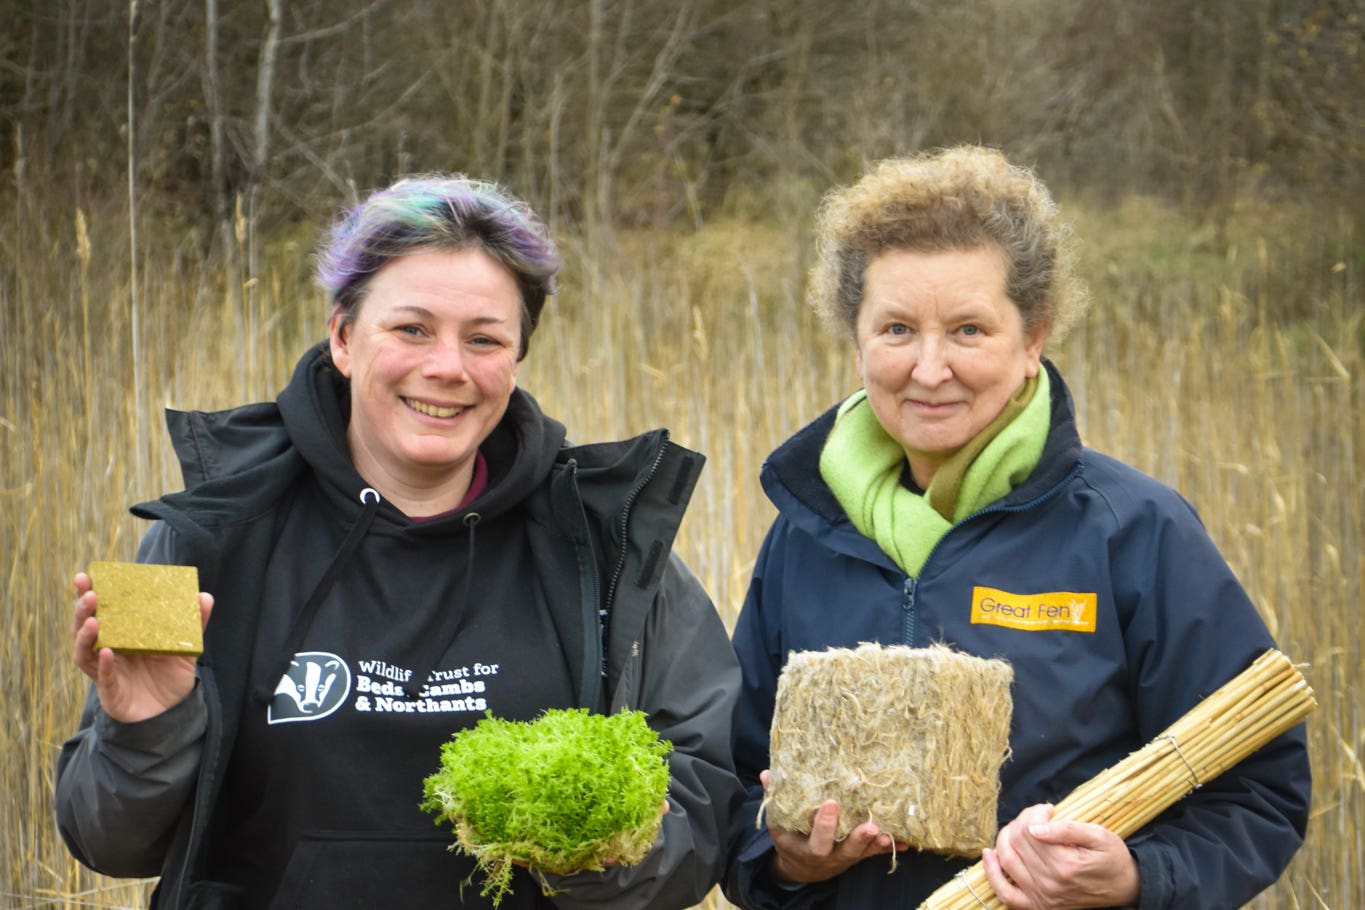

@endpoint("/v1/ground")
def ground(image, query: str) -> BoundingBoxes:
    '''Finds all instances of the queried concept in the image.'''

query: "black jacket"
[56,342,743,909]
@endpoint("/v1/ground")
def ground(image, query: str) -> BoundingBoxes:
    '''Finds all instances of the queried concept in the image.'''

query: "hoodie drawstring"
[402,512,480,698]
[251,488,382,705]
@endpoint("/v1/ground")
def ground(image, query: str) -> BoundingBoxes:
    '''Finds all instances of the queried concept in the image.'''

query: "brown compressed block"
[90,561,203,656]
[765,642,1013,857]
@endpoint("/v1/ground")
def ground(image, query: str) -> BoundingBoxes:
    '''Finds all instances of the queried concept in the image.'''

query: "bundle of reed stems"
[921,649,1316,910]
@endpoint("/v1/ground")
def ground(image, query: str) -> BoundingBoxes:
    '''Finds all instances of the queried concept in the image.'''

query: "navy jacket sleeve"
[1107,484,1311,910]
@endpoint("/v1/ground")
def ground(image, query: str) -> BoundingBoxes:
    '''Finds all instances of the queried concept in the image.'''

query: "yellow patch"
[970,586,1097,633]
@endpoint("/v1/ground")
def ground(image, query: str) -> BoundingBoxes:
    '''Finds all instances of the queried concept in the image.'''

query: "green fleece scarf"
[819,368,1051,577]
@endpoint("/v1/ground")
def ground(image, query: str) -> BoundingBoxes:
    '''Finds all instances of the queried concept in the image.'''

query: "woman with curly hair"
[724,146,1309,909]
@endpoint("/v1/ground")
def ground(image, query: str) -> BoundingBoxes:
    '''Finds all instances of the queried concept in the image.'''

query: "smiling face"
[329,248,523,508]
[855,246,1048,488]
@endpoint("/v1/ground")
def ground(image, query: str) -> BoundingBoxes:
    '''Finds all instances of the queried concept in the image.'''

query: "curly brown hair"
[807,145,1089,343]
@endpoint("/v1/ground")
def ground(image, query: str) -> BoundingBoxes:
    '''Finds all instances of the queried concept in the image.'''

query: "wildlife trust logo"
[267,651,352,724]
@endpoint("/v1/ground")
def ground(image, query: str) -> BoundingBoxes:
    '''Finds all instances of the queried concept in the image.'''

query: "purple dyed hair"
[315,174,561,359]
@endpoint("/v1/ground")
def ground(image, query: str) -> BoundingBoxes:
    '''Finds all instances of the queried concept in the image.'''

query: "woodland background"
[2,1,1362,907]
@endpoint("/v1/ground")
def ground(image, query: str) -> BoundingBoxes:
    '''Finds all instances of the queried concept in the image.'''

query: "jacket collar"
[760,359,1084,559]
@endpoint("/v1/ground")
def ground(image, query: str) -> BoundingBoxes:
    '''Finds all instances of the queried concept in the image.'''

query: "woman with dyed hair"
[723,147,1309,909]
[56,175,742,909]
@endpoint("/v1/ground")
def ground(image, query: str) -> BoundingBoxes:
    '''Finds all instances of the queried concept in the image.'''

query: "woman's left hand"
[981,803,1139,909]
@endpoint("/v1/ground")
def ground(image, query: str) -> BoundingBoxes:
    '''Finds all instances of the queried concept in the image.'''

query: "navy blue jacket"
[724,362,1310,910]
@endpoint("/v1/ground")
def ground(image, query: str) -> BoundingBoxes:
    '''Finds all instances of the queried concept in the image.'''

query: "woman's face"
[855,246,1047,488]
[329,248,522,494]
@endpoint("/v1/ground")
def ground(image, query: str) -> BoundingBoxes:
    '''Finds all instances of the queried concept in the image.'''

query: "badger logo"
[267,652,351,724]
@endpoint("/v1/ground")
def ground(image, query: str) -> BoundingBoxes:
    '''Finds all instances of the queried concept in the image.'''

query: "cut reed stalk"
[920,649,1316,910]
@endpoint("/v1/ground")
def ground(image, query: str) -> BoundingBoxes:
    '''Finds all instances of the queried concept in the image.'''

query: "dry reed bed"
[1,200,1360,908]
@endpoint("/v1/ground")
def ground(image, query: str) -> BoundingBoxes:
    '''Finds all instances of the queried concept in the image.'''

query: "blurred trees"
[2,0,1362,241]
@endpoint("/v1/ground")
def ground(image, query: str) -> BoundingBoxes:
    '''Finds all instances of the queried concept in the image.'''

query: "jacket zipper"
[600,435,670,670]
[901,576,917,646]
[561,459,605,711]
[171,670,219,909]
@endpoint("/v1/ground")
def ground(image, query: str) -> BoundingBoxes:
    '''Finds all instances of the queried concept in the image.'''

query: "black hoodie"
[56,342,743,910]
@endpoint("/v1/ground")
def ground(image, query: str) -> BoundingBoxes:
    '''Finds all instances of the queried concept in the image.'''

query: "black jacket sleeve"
[53,521,208,878]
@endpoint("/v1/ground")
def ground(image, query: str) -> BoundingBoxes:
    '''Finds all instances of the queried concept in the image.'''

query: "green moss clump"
[420,708,672,905]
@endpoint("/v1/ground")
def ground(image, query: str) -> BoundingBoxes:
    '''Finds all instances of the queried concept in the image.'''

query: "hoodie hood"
[149,341,567,536]
[275,341,566,533]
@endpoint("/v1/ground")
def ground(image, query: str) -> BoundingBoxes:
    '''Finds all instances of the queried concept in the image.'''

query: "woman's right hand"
[71,571,213,723]
[762,769,903,884]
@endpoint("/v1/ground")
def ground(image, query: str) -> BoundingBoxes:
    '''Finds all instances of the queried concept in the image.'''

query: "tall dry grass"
[1,191,1360,908]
